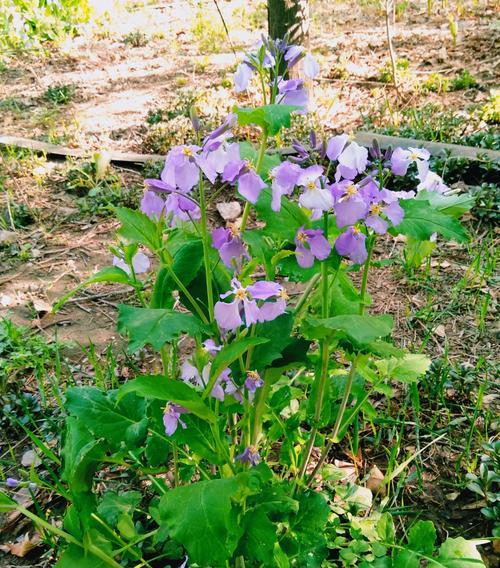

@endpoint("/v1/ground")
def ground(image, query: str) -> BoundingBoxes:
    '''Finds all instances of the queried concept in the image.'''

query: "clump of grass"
[122,30,149,47]
[481,91,499,124]
[0,96,27,113]
[422,72,449,93]
[191,6,226,54]
[450,69,480,91]
[44,83,76,105]
[378,57,410,83]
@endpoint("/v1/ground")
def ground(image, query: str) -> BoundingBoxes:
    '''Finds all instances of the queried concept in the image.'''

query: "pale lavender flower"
[238,169,267,203]
[113,251,150,275]
[332,182,369,229]
[391,146,430,178]
[326,133,349,161]
[244,370,264,393]
[336,142,369,180]
[140,190,165,220]
[202,339,221,356]
[163,403,187,436]
[335,226,368,264]
[294,227,331,268]
[284,44,304,67]
[277,78,308,112]
[161,145,200,192]
[234,62,253,92]
[269,161,301,211]
[303,53,320,78]
[214,279,261,331]
[417,170,448,194]
[236,445,260,466]
[164,193,201,225]
[297,165,333,214]
[211,226,250,270]
[6,478,19,488]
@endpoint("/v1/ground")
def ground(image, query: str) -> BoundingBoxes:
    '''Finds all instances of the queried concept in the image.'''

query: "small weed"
[44,83,76,105]
[481,91,499,124]
[422,72,449,93]
[450,69,479,91]
[378,58,410,83]
[122,30,149,47]
[191,6,226,54]
[471,182,500,225]
[0,96,27,113]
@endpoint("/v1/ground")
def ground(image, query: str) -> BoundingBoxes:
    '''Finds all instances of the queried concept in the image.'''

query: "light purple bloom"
[140,190,165,220]
[297,165,333,214]
[234,62,253,92]
[236,445,260,466]
[211,226,250,270]
[163,403,187,436]
[284,44,304,67]
[269,161,301,211]
[332,182,369,229]
[336,142,369,180]
[164,193,201,225]
[113,251,150,275]
[6,478,19,488]
[326,133,349,161]
[161,145,200,192]
[335,226,368,264]
[277,78,308,112]
[294,227,331,268]
[303,53,320,78]
[244,370,264,393]
[391,146,430,177]
[238,169,267,203]
[417,170,448,194]
[203,339,221,356]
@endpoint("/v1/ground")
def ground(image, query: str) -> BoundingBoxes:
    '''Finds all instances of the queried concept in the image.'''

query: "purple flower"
[269,161,301,211]
[164,193,201,225]
[335,226,368,264]
[336,142,369,180]
[214,279,288,331]
[234,61,254,92]
[417,170,448,194]
[161,145,200,192]
[236,445,260,466]
[326,133,349,161]
[277,78,308,112]
[332,182,369,229]
[391,146,430,177]
[244,370,264,393]
[303,53,320,78]
[140,190,165,220]
[284,44,304,67]
[238,168,267,203]
[212,226,250,270]
[6,478,19,488]
[112,251,150,275]
[294,227,331,268]
[203,113,237,146]
[202,339,221,356]
[297,165,333,214]
[163,403,188,436]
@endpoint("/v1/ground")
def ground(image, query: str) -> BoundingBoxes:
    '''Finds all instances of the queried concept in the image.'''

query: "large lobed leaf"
[235,104,300,135]
[117,305,208,352]
[304,314,393,345]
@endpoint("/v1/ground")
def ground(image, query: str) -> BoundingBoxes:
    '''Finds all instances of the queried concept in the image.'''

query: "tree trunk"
[267,0,310,47]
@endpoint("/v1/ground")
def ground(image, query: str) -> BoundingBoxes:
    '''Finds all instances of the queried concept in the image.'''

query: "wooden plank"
[0,135,165,164]
[354,131,500,162]
[1,132,498,165]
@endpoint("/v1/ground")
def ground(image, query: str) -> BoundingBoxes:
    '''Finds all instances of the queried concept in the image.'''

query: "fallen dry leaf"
[433,324,446,338]
[0,533,41,557]
[366,465,386,496]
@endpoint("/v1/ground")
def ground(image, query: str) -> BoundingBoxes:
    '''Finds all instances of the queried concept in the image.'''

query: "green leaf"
[395,199,468,243]
[151,239,204,309]
[205,336,269,396]
[97,491,141,527]
[435,537,485,568]
[416,190,475,217]
[377,513,395,545]
[254,188,310,240]
[408,520,436,555]
[239,508,278,564]
[304,314,393,345]
[330,271,369,316]
[65,388,147,451]
[56,545,109,568]
[62,417,105,493]
[115,207,161,251]
[404,236,436,268]
[159,477,244,565]
[53,267,134,312]
[117,305,208,352]
[118,375,217,423]
[375,354,431,383]
[0,491,16,512]
[235,104,300,135]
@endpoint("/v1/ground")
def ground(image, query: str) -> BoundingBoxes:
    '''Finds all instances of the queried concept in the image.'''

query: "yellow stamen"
[247,370,260,381]
[235,288,248,300]
[182,147,193,157]
[296,231,308,243]
[277,288,289,300]
[345,184,357,197]
[352,226,361,235]
[370,203,383,216]
[306,181,316,191]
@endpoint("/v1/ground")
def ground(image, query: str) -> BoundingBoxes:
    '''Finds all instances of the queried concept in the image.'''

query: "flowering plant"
[3,37,482,568]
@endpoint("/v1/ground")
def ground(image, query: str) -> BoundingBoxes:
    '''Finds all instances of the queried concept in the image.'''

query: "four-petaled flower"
[112,251,150,275]
[335,226,368,264]
[212,226,250,270]
[163,403,188,436]
[236,445,260,466]
[298,165,333,216]
[245,370,264,393]
[391,146,430,178]
[294,227,331,268]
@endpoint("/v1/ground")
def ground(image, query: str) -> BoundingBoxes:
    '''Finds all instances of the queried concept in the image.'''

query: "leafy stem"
[198,172,215,322]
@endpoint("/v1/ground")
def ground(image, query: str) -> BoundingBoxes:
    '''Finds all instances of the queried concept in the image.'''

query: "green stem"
[359,234,376,315]
[240,128,268,233]
[198,173,214,322]
[251,369,272,445]
[294,273,321,315]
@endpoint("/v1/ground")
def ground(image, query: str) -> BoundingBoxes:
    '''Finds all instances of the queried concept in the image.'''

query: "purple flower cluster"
[233,37,319,111]
[214,278,288,332]
[211,225,250,271]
